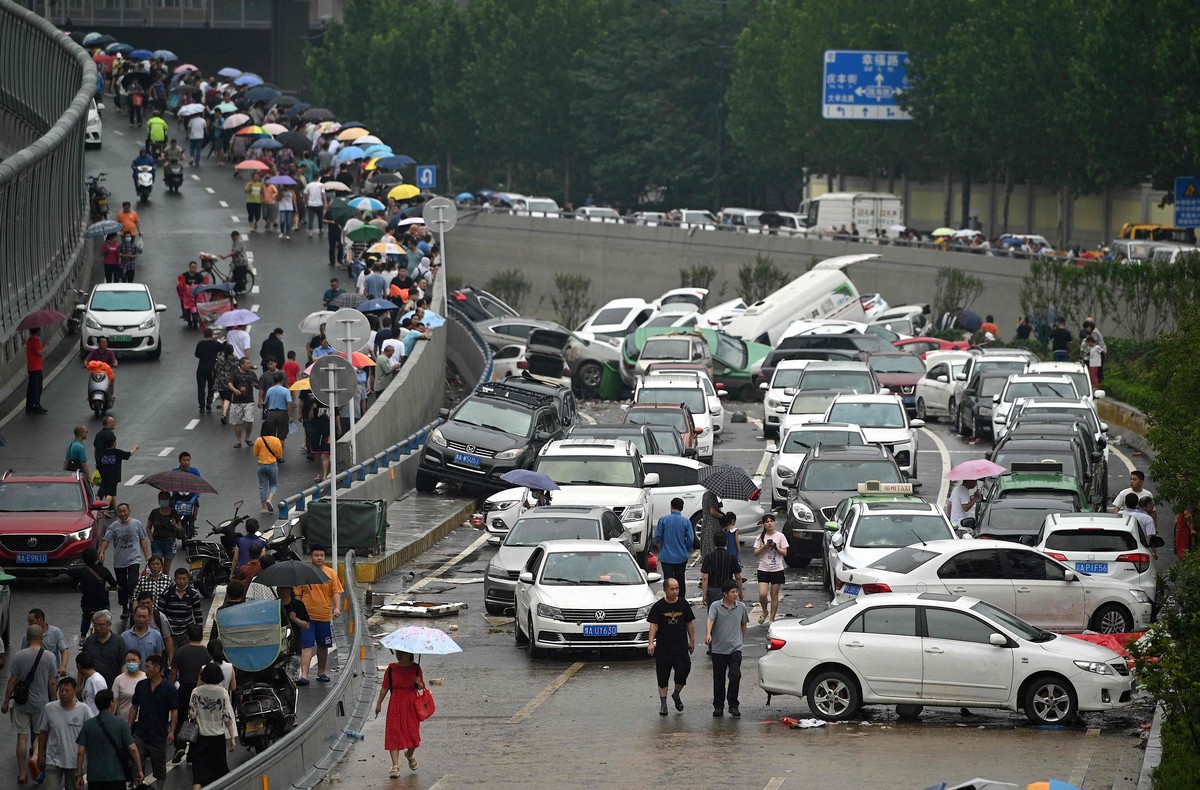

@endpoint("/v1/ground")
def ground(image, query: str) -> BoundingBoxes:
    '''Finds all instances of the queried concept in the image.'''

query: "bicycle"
[198,251,256,296]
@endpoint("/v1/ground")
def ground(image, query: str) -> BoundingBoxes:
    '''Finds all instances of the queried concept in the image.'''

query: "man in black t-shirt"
[647,578,695,715]
[194,329,223,412]
[1049,317,1073,362]
[169,624,209,739]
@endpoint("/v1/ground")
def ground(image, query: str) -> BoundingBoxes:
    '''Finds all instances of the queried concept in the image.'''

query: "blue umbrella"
[106,42,133,55]
[84,220,122,238]
[476,188,498,199]
[454,192,474,203]
[249,138,282,150]
[285,103,310,117]
[334,146,366,163]
[349,196,385,211]
[244,85,281,103]
[374,155,415,170]
[400,309,445,329]
[234,74,263,87]
[363,145,393,158]
[218,67,242,78]
[266,175,297,185]
[90,34,117,47]
[499,469,560,491]
[152,49,177,62]
[129,48,154,60]
[359,299,399,313]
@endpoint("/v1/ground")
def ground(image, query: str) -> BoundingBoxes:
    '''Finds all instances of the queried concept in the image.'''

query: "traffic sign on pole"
[423,196,457,272]
[310,354,358,575]
[416,165,437,189]
[1175,177,1200,228]
[822,50,912,121]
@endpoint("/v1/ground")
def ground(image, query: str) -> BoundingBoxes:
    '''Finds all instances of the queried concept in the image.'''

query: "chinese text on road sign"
[822,50,912,121]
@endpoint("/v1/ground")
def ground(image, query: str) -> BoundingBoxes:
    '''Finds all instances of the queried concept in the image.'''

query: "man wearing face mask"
[117,231,140,282]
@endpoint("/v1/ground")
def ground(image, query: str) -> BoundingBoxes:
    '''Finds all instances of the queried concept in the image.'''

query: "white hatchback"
[1034,512,1160,608]
[759,359,813,438]
[79,283,166,360]
[764,423,868,507]
[633,378,714,463]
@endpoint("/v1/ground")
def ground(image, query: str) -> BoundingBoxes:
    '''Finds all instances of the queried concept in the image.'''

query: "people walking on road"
[228,357,259,448]
[93,415,116,466]
[705,582,749,718]
[25,326,46,414]
[158,568,204,649]
[374,649,426,776]
[116,201,141,237]
[185,662,237,787]
[128,654,177,789]
[244,171,264,231]
[278,185,296,239]
[65,425,90,478]
[697,491,725,562]
[120,605,166,666]
[194,329,222,413]
[296,547,343,687]
[253,429,284,514]
[213,343,237,422]
[1112,470,1155,519]
[75,688,145,788]
[22,609,70,678]
[99,503,150,615]
[169,625,210,741]
[170,452,203,539]
[1120,492,1158,543]
[753,515,789,625]
[278,586,310,656]
[261,370,292,441]
[146,494,184,565]
[73,549,117,641]
[652,497,693,592]
[186,111,206,167]
[96,439,140,512]
[259,327,286,372]
[102,232,121,283]
[304,177,326,238]
[117,232,140,282]
[647,578,694,716]
[261,178,279,234]
[3,625,60,782]
[112,649,147,720]
[324,202,344,266]
[76,652,108,718]
[699,531,742,610]
[36,675,91,790]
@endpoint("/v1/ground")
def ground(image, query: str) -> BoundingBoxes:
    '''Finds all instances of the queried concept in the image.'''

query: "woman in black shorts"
[310,402,338,482]
[753,514,789,625]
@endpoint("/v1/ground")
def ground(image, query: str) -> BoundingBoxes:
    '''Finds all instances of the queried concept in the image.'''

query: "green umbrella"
[216,102,238,113]
[346,224,384,243]
[328,196,358,226]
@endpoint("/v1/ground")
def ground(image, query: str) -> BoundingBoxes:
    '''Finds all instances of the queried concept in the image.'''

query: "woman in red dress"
[374,649,425,777]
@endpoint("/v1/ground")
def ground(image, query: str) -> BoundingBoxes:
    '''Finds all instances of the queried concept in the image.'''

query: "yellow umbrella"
[364,156,382,171]
[337,127,370,142]
[388,184,421,201]
[368,242,403,256]
[289,378,312,392]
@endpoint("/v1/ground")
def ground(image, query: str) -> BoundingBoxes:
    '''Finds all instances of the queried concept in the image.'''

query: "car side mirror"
[989,633,1008,647]
[783,388,797,397]
[646,572,662,583]
[76,303,87,311]
[519,571,534,583]
[1094,389,1105,399]
[936,375,948,383]
[879,387,891,395]
[959,517,977,530]
[487,536,502,547]
[717,390,728,398]
[830,533,845,549]
[1096,436,1107,449]
[1099,422,1109,433]
[535,431,552,441]
[765,444,779,454]
[1063,569,1076,581]
[643,473,660,487]
[693,427,704,435]
[909,479,923,489]
[776,407,787,414]
[991,394,1001,404]
[758,382,769,391]
[90,500,109,510]
[154,304,167,313]
[438,408,450,419]
[1149,535,1166,548]
[994,415,1006,425]
[910,419,925,428]
[955,372,967,381]
[683,448,698,458]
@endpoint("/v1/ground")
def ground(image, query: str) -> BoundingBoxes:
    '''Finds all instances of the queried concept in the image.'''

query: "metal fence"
[15,0,272,28]
[0,0,95,346]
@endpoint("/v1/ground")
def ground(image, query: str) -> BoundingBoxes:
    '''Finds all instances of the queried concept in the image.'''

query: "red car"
[866,351,929,414]
[0,471,105,576]
[892,336,971,360]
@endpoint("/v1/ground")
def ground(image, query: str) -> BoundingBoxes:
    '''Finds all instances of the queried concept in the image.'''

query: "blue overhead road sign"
[1175,177,1200,228]
[416,165,437,189]
[822,50,912,121]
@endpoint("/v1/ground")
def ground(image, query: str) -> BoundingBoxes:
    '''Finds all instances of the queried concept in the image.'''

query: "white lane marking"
[185,419,199,430]
[219,200,229,208]
[0,349,78,430]
[508,662,585,724]
[921,427,952,505]
[763,779,785,790]
[191,174,201,182]
[205,187,215,194]
[406,532,490,593]
[1067,727,1100,786]
[203,585,227,636]
[114,129,124,136]
[157,447,174,457]
[1109,444,1136,475]
[428,778,453,790]
[250,285,260,294]
[755,448,772,478]
[251,304,260,313]
[124,474,143,487]
[579,411,597,425]
[231,215,240,222]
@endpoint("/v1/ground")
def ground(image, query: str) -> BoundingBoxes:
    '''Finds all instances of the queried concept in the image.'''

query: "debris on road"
[379,600,468,618]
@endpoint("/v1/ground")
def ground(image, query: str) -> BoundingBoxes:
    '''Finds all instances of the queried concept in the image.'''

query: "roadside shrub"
[932,267,984,320]
[737,254,790,304]
[485,268,529,313]
[551,273,594,329]
[679,263,718,291]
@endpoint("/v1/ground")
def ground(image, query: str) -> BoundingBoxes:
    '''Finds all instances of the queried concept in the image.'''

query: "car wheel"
[576,361,603,392]
[526,616,544,658]
[946,398,955,425]
[739,384,757,402]
[823,563,834,597]
[514,609,528,644]
[148,341,162,361]
[785,554,811,569]
[1023,675,1077,726]
[414,469,437,493]
[1089,603,1133,634]
[700,455,714,465]
[915,398,927,422]
[485,603,506,615]
[690,513,703,551]
[806,669,861,721]
[895,704,923,719]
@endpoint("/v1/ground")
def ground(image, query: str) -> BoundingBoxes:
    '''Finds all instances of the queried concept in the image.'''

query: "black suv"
[416,382,565,492]
[782,445,909,567]
[954,371,1009,438]
[500,372,578,429]
[450,286,520,323]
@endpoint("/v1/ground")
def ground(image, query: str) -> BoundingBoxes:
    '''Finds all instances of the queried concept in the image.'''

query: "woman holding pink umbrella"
[943,459,1006,528]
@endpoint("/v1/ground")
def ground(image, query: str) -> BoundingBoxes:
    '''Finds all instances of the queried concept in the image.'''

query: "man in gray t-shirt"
[2,626,60,782]
[705,581,749,717]
[99,503,151,615]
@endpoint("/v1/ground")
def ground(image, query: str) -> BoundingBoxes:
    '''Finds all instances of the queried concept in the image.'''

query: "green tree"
[1147,302,1200,508]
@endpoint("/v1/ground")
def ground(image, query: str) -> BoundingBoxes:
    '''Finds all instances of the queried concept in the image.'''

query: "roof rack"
[474,381,555,409]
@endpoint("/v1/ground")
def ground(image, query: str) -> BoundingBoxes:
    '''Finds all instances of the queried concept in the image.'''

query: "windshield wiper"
[477,423,513,433]
[592,578,629,585]
[1031,631,1056,643]
[541,576,580,585]
[453,419,481,428]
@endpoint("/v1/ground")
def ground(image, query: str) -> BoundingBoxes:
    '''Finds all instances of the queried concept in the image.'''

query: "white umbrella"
[299,310,333,334]
[888,223,908,234]
[322,181,351,193]
[355,134,384,147]
[397,217,425,227]
[213,309,261,327]
[953,228,981,238]
[222,113,250,129]
[178,103,205,116]
[380,626,462,656]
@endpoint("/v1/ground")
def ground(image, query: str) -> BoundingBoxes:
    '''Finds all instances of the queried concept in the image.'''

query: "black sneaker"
[730,707,741,718]
[712,709,723,717]
[672,693,684,711]
[659,701,668,716]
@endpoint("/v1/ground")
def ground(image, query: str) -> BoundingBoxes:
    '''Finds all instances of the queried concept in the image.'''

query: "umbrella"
[299,311,333,333]
[345,224,383,243]
[274,95,301,108]
[362,145,393,158]
[234,159,270,171]
[289,378,312,392]
[223,113,250,129]
[216,101,239,113]
[83,32,103,45]
[368,173,404,187]
[303,108,337,122]
[129,49,154,60]
[84,220,123,238]
[105,42,131,55]
[334,146,366,163]
[249,138,282,151]
[945,459,1007,481]
[275,131,311,155]
[355,134,384,147]
[173,63,198,74]
[254,560,328,587]
[454,192,475,203]
[304,352,374,372]
[339,121,369,131]
[367,242,403,256]
[266,175,297,186]
[337,127,370,142]
[262,122,289,135]
[349,196,384,212]
[234,74,264,87]
[213,309,261,327]
[244,85,281,104]
[953,228,980,238]
[389,184,420,201]
[171,84,201,98]
[218,67,242,78]
[17,310,67,330]
[888,223,909,234]
[92,53,116,64]
[696,464,759,501]
[285,102,311,117]
[328,197,357,225]
[379,626,462,656]
[121,71,152,89]
[178,103,205,116]
[499,469,560,491]
[359,299,399,313]
[323,181,351,193]
[396,217,425,227]
[235,125,268,136]
[376,155,417,169]
[330,292,367,309]
[931,227,955,237]
[315,120,341,134]
[92,34,117,47]
[138,470,219,494]
[152,49,177,62]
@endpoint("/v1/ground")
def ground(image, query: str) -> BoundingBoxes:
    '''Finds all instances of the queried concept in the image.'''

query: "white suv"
[759,359,813,438]
[1034,512,1160,607]
[79,283,166,360]
[823,394,923,477]
[86,98,103,148]
[633,378,714,464]
[644,371,725,437]
[990,374,1079,437]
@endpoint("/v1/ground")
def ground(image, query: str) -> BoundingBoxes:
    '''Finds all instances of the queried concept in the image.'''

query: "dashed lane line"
[157,446,173,457]
[191,174,201,181]
[250,285,260,294]
[185,419,199,430]
[124,474,143,487]
[219,200,228,208]
[230,215,240,222]
[251,304,260,313]
[763,779,785,790]
[507,662,585,724]
[205,187,215,194]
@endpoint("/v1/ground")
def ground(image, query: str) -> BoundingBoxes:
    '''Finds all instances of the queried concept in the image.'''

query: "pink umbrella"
[262,122,289,135]
[173,63,198,74]
[945,459,1007,481]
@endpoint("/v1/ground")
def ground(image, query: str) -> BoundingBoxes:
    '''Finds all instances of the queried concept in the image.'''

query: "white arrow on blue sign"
[822,50,912,121]
[416,165,437,189]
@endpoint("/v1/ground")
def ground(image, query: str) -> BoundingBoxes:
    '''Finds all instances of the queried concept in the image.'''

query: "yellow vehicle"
[1118,223,1195,244]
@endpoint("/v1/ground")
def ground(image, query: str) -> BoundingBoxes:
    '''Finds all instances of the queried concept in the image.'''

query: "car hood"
[793,490,855,513]
[485,487,526,507]
[88,310,153,326]
[439,421,528,452]
[0,511,92,533]
[860,427,915,444]
[494,545,537,572]
[1032,633,1123,663]
[553,486,646,507]
[538,584,656,610]
[775,451,807,471]
[875,372,921,387]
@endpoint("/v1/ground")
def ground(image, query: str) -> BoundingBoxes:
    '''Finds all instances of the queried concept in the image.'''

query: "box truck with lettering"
[799,192,903,237]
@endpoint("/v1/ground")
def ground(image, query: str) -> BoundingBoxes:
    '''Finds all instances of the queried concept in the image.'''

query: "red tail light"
[749,488,761,501]
[1046,552,1069,562]
[862,583,892,595]
[517,360,528,369]
[767,638,786,651]
[834,578,844,590]
[453,292,467,301]
[1116,553,1151,573]
[563,366,572,376]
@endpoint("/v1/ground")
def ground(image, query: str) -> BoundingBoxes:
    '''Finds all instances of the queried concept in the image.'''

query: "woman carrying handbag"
[374,649,432,777]
[185,663,237,788]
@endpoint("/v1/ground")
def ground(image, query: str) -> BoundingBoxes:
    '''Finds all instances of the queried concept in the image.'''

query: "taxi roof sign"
[857,480,913,494]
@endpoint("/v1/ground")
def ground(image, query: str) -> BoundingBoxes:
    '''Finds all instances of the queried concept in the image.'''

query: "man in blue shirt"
[653,497,694,592]
[262,372,293,456]
[363,263,388,300]
[401,321,431,358]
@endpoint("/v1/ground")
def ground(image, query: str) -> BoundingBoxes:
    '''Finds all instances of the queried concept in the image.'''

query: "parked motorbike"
[86,370,115,416]
[260,515,302,563]
[87,173,109,220]
[163,159,184,193]
[134,164,155,202]
[65,289,90,335]
[215,599,297,753]
[184,499,247,598]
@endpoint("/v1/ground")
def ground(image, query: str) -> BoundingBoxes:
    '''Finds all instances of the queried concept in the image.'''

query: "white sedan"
[759,592,1137,725]
[914,353,969,422]
[514,539,661,656]
[833,540,1152,633]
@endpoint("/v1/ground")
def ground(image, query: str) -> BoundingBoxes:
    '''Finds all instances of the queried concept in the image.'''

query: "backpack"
[131,92,144,108]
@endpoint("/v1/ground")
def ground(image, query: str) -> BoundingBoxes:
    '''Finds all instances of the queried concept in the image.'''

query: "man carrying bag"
[76,688,144,789]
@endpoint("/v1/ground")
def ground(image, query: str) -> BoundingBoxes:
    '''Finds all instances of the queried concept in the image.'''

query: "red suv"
[0,471,104,576]
[623,403,702,454]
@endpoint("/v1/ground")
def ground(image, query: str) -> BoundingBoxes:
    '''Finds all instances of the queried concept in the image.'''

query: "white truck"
[799,192,904,238]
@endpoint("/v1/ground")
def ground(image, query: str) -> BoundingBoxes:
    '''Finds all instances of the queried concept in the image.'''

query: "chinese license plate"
[244,719,265,735]
[108,335,132,343]
[843,584,861,597]
[583,625,617,637]
[16,553,47,564]
[190,560,204,570]
[453,452,481,468]
[1076,562,1108,574]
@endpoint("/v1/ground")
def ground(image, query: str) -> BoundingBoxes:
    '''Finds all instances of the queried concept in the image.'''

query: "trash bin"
[301,498,387,556]
[598,361,623,400]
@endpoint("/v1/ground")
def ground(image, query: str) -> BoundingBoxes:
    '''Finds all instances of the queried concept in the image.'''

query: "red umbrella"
[17,310,67,330]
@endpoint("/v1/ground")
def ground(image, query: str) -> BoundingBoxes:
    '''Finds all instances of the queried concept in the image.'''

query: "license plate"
[108,335,132,342]
[190,561,204,570]
[843,584,861,596]
[16,553,47,564]
[1076,562,1109,574]
[453,452,481,467]
[244,720,265,735]
[583,625,617,637]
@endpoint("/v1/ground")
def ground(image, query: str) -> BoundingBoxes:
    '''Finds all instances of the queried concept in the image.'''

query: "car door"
[1001,548,1088,631]
[515,547,545,622]
[933,549,1016,612]
[839,606,923,700]
[919,607,1014,704]
[601,511,633,552]
[643,460,703,524]
[918,363,950,415]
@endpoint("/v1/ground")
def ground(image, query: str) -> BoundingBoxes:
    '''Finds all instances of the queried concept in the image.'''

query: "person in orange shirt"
[979,314,1000,339]
[26,327,46,414]
[262,181,279,233]
[116,201,141,237]
[295,547,343,686]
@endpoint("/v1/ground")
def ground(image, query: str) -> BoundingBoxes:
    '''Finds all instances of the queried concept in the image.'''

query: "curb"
[1136,704,1163,790]
[353,499,476,584]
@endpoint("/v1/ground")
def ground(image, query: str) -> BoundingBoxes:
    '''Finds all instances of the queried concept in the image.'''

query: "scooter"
[87,173,109,220]
[134,164,155,202]
[260,515,302,563]
[65,289,90,335]
[163,159,184,193]
[184,499,247,597]
[87,370,115,416]
[232,631,298,754]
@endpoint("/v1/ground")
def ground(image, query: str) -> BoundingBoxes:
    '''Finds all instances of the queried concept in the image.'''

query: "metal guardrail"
[447,301,496,386]
[0,0,96,340]
[206,550,376,790]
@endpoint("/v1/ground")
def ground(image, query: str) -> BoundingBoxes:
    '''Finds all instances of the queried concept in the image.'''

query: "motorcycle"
[163,159,184,193]
[134,164,155,202]
[65,288,90,335]
[260,515,302,563]
[86,369,115,416]
[87,173,109,220]
[216,599,298,754]
[184,499,247,598]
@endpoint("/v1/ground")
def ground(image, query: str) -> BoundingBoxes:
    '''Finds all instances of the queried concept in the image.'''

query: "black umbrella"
[302,107,336,122]
[254,560,330,588]
[758,211,784,228]
[368,173,403,187]
[276,131,311,155]
[274,95,301,107]
[171,84,200,97]
[285,102,311,117]
[121,71,152,89]
[331,292,368,308]
[696,464,759,501]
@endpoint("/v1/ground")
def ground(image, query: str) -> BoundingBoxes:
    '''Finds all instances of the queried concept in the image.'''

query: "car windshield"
[869,546,939,573]
[642,339,693,361]
[1005,381,1077,402]
[572,431,650,455]
[869,355,926,375]
[645,315,689,328]
[453,399,533,436]
[90,289,151,312]
[625,409,686,431]
[789,392,842,415]
[979,361,1028,377]
[0,481,85,512]
[591,307,633,327]
[800,460,903,491]
[977,377,1008,397]
[771,368,806,389]
[981,505,1070,534]
[636,387,705,414]
[1020,406,1099,433]
[646,427,683,454]
[971,600,1043,641]
[827,402,905,428]
[541,550,643,585]
[783,430,863,453]
[527,200,558,213]
[1059,372,1090,396]
[994,450,1079,478]
[798,599,858,625]
[873,319,912,337]
[850,515,952,548]
[800,372,874,394]
[535,457,637,486]
[506,517,599,546]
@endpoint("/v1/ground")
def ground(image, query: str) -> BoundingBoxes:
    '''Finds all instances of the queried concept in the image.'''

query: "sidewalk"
[346,490,476,583]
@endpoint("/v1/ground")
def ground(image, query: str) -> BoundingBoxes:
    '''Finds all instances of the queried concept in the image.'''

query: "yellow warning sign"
[1187,183,1200,198]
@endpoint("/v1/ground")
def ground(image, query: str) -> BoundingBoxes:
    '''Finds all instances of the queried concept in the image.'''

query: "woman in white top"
[188,662,238,788]
[207,639,237,694]
[111,649,147,719]
[753,515,790,624]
